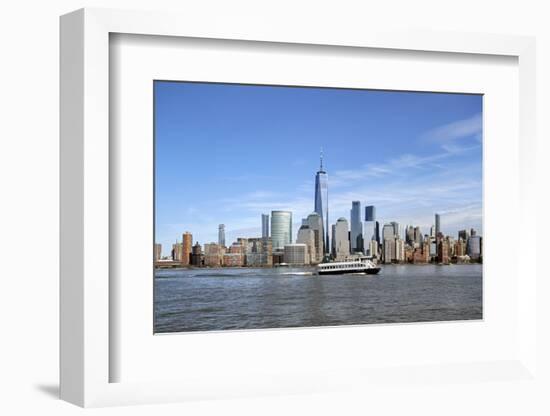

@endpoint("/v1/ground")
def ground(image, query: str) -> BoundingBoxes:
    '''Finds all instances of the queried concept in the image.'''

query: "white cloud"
[423,113,482,143]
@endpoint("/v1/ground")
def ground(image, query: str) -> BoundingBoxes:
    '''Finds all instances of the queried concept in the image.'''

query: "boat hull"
[318,267,381,275]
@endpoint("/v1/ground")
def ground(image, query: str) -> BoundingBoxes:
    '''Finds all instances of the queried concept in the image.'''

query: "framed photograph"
[60,8,538,407]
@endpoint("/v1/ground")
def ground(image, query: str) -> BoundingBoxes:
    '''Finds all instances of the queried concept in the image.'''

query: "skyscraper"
[435,213,441,237]
[350,201,363,253]
[297,225,315,264]
[182,231,193,266]
[271,210,292,250]
[334,217,350,260]
[306,212,324,263]
[314,150,329,254]
[390,221,400,239]
[218,224,226,247]
[365,205,376,222]
[261,214,270,238]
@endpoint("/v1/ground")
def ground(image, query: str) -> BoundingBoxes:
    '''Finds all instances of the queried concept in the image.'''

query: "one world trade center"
[314,150,329,255]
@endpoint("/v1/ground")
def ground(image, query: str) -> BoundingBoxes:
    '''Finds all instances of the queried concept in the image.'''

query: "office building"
[382,223,395,241]
[435,213,441,238]
[383,239,395,264]
[365,205,376,222]
[297,225,316,265]
[261,214,270,238]
[390,221,400,239]
[467,235,482,260]
[350,201,364,253]
[245,237,273,267]
[182,232,192,266]
[334,217,350,261]
[218,224,226,247]
[395,238,405,262]
[191,242,203,266]
[314,151,329,253]
[458,229,470,241]
[271,210,292,250]
[368,239,379,258]
[283,244,308,265]
[306,212,324,263]
[154,243,162,262]
[172,241,182,262]
[204,243,224,267]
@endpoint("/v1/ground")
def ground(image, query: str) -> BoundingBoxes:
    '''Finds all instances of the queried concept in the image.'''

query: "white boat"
[317,257,381,275]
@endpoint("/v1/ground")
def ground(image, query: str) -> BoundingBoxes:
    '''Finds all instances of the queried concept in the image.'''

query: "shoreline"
[155,262,482,270]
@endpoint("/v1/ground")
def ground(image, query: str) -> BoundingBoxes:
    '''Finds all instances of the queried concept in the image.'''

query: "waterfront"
[154,264,482,333]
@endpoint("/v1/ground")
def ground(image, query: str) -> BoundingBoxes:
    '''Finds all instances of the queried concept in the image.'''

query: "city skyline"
[155,81,482,256]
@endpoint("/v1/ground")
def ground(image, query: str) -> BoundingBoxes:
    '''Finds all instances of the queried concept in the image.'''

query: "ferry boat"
[317,257,381,275]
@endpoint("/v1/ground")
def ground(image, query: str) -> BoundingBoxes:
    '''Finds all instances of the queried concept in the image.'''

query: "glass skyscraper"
[350,201,363,253]
[435,213,441,237]
[218,224,225,247]
[314,151,329,254]
[261,213,270,238]
[271,210,292,250]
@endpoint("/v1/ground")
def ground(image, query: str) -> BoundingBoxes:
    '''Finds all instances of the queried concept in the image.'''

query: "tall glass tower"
[350,201,364,253]
[271,210,292,250]
[218,224,226,247]
[261,214,270,238]
[314,150,329,254]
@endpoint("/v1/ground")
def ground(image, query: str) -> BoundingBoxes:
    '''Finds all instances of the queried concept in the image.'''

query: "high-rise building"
[204,243,224,267]
[172,241,182,261]
[458,229,470,241]
[383,239,395,264]
[382,223,395,241]
[283,244,308,265]
[331,224,336,257]
[261,214,270,238]
[191,242,203,266]
[390,221,400,239]
[181,232,193,266]
[414,226,423,245]
[395,238,405,262]
[314,150,329,254]
[271,210,292,250]
[334,217,350,261]
[435,213,441,238]
[154,243,162,262]
[297,225,316,265]
[438,237,451,264]
[405,225,415,245]
[350,201,363,253]
[467,235,482,260]
[305,212,324,263]
[368,240,379,259]
[365,205,376,222]
[218,224,226,247]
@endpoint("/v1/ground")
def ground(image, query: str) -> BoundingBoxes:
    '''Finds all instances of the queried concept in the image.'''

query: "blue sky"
[155,81,482,256]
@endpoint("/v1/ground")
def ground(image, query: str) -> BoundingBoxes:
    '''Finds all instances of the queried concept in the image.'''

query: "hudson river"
[154,264,482,333]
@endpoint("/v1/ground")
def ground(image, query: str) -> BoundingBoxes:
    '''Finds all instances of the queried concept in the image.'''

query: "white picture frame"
[60,7,538,408]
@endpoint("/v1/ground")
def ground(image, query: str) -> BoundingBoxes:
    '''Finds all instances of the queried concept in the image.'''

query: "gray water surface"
[154,264,482,333]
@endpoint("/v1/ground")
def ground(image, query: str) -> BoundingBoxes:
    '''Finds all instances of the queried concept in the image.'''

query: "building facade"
[350,201,363,254]
[283,244,308,265]
[271,210,292,250]
[182,232,193,266]
[261,214,270,238]
[314,153,329,254]
[334,217,350,261]
[218,224,226,247]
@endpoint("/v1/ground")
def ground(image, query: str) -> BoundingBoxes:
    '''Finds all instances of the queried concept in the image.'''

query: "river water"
[154,264,482,333]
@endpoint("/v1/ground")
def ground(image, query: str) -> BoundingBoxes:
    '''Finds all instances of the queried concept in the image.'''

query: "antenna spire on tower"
[320,147,324,171]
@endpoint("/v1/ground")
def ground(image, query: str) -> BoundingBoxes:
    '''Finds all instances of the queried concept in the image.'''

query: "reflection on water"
[154,264,482,333]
